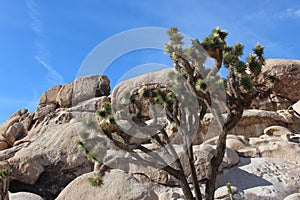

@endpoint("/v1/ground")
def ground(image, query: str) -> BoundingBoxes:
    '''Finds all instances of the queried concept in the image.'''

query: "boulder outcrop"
[0,59,299,199]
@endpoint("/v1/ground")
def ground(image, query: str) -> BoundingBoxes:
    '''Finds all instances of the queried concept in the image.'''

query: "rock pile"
[0,59,299,200]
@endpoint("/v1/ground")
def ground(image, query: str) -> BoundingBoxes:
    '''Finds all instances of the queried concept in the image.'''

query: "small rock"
[284,193,300,200]
[292,100,300,116]
[214,185,238,199]
[222,147,240,168]
[9,191,44,200]
[264,125,293,137]
[226,135,249,151]
[236,147,258,158]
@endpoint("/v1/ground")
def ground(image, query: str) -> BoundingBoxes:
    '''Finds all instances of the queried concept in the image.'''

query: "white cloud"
[27,0,64,85]
[294,9,300,17]
[280,8,300,18]
[27,0,43,37]
[35,56,64,84]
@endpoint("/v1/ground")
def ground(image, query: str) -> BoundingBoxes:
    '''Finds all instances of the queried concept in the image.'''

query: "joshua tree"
[164,27,266,199]
[0,168,12,200]
[78,27,269,200]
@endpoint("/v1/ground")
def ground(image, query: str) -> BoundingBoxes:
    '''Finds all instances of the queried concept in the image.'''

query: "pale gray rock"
[128,144,239,186]
[9,192,44,200]
[249,136,300,163]
[222,147,240,169]
[264,125,293,137]
[217,157,300,200]
[214,185,238,199]
[69,96,110,113]
[73,75,110,105]
[292,100,300,116]
[159,191,181,200]
[284,193,300,200]
[56,170,158,200]
[6,122,92,199]
[33,104,57,121]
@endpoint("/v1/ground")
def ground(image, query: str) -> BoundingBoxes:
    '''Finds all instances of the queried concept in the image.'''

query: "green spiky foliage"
[164,26,267,200]
[202,27,227,51]
[164,27,184,55]
[0,168,11,178]
[226,182,234,200]
[88,176,103,187]
[78,26,270,200]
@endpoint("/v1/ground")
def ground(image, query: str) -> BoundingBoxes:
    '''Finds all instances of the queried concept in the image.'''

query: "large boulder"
[38,85,62,105]
[56,82,73,108]
[73,75,110,105]
[3,122,25,146]
[4,121,92,199]
[198,109,292,142]
[248,134,300,163]
[251,59,300,111]
[56,170,158,200]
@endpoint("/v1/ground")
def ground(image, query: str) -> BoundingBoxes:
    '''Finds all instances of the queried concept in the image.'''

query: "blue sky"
[0,0,300,124]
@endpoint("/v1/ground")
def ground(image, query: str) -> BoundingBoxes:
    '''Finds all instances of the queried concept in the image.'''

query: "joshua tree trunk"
[0,175,10,200]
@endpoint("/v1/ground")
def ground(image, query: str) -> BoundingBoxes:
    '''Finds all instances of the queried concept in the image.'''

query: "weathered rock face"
[56,82,73,108]
[217,157,300,200]
[251,59,300,111]
[0,109,31,149]
[1,62,299,200]
[0,74,113,199]
[73,75,110,105]
[3,123,25,146]
[195,109,297,144]
[6,122,93,199]
[38,85,62,105]
[33,104,57,121]
[56,170,158,200]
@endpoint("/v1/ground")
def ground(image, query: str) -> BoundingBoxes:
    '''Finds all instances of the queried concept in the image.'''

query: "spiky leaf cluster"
[202,27,228,51]
[96,102,112,118]
[139,87,176,107]
[247,43,265,76]
[88,176,103,187]
[164,27,184,54]
[240,75,255,94]
[223,42,245,70]
[0,168,12,178]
